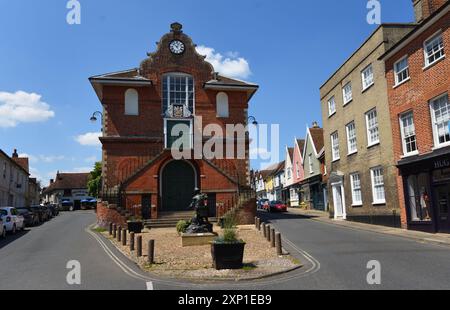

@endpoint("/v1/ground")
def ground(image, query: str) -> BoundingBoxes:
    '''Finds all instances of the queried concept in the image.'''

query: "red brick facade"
[90,23,258,222]
[385,4,450,232]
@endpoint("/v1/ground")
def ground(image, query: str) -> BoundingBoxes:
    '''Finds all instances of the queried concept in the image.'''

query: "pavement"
[286,207,450,247]
[1,210,450,290]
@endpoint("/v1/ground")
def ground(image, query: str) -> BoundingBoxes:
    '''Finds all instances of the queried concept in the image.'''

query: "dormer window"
[162,73,194,118]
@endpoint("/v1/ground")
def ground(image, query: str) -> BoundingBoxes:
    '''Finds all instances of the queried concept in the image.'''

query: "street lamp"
[248,116,258,126]
[90,111,103,123]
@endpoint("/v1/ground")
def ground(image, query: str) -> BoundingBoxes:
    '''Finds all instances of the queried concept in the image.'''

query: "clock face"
[169,40,185,55]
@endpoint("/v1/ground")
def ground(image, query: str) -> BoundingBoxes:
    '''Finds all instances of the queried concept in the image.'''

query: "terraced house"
[320,22,416,226]
[90,23,258,224]
[284,139,305,207]
[0,149,29,209]
[301,123,327,211]
[381,0,450,232]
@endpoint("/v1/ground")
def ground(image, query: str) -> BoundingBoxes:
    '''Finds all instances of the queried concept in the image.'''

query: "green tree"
[87,162,102,198]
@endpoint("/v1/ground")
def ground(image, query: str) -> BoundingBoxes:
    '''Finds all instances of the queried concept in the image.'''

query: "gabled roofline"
[379,2,450,61]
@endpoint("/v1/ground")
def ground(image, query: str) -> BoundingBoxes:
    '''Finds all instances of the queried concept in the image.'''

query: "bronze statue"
[185,188,213,234]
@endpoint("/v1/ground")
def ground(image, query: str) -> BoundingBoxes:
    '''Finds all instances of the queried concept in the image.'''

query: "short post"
[256,218,261,231]
[148,240,155,264]
[275,232,282,255]
[270,228,276,248]
[262,223,267,238]
[109,223,113,236]
[254,216,258,228]
[113,224,117,238]
[122,229,127,246]
[117,226,122,242]
[130,232,135,251]
[136,236,142,257]
[266,225,271,242]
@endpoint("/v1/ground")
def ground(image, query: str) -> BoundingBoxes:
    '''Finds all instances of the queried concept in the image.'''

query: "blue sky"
[0,0,414,185]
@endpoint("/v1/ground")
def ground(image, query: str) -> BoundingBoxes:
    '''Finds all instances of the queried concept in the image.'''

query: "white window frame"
[350,173,362,206]
[424,31,445,68]
[394,55,410,86]
[163,73,195,115]
[346,121,357,155]
[308,154,313,174]
[370,166,386,204]
[429,93,450,149]
[328,96,336,116]
[331,132,340,162]
[361,64,374,91]
[342,82,353,105]
[399,111,418,156]
[365,108,380,147]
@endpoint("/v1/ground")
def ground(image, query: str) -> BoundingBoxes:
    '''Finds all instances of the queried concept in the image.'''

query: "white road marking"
[86,223,321,288]
[146,281,154,290]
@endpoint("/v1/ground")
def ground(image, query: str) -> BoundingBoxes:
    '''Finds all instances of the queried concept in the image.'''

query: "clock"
[169,40,185,55]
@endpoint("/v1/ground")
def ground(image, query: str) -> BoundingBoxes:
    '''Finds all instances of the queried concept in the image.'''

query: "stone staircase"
[143,211,218,229]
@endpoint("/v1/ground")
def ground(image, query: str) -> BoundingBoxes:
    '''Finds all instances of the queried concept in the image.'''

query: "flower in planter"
[213,228,244,244]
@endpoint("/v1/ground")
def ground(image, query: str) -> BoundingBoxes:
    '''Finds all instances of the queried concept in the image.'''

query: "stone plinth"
[181,233,218,247]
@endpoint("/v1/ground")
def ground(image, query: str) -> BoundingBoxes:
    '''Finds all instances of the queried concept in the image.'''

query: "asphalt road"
[1,210,450,290]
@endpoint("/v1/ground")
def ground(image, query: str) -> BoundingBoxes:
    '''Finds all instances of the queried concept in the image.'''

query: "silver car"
[0,207,25,234]
[0,217,6,238]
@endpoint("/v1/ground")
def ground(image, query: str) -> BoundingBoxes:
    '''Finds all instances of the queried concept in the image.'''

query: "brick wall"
[96,201,127,229]
[385,11,450,228]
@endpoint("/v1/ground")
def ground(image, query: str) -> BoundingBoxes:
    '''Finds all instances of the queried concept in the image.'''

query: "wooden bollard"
[255,216,258,228]
[122,229,127,246]
[262,223,267,238]
[270,228,276,248]
[266,225,271,242]
[130,232,135,251]
[136,236,142,257]
[113,224,117,238]
[256,218,261,231]
[109,223,113,236]
[117,226,122,242]
[275,232,282,256]
[148,240,155,264]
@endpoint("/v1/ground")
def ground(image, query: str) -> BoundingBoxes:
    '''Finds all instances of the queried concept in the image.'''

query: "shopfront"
[399,147,450,233]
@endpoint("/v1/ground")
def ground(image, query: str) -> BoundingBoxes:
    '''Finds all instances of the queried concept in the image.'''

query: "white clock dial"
[169,40,185,55]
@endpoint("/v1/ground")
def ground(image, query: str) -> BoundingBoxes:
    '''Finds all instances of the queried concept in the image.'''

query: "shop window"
[407,173,432,222]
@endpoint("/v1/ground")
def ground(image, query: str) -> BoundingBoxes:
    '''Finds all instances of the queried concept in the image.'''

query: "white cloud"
[85,156,98,163]
[71,167,92,173]
[0,91,55,128]
[196,45,251,79]
[19,153,65,163]
[75,132,102,147]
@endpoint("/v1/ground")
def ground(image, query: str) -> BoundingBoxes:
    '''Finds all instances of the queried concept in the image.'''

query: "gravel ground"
[102,225,301,281]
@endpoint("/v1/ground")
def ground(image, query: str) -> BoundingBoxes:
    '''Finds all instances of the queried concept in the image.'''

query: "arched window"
[216,92,229,118]
[125,89,139,115]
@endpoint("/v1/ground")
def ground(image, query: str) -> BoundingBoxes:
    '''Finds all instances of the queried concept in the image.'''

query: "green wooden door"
[162,160,196,212]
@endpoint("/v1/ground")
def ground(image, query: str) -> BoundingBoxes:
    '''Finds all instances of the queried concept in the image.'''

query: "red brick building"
[90,23,258,223]
[382,0,449,232]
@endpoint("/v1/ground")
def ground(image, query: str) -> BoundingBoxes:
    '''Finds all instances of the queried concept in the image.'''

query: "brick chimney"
[412,0,448,22]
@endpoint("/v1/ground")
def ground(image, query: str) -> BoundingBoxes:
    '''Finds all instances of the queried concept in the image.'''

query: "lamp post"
[248,116,258,126]
[90,111,103,124]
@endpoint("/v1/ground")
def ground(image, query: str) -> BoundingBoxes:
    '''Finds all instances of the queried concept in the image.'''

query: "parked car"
[0,207,25,234]
[30,205,47,223]
[60,201,74,212]
[48,204,59,217]
[42,206,52,220]
[257,199,269,211]
[16,207,39,227]
[265,201,288,213]
[0,218,6,238]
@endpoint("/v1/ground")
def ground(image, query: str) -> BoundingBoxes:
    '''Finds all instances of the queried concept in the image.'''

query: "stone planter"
[127,221,143,234]
[211,242,246,270]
